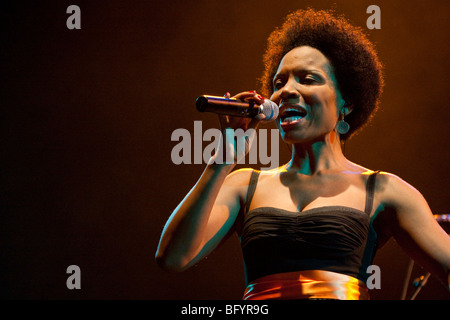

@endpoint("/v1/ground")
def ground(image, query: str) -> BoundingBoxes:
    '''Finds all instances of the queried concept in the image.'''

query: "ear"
[341,99,353,116]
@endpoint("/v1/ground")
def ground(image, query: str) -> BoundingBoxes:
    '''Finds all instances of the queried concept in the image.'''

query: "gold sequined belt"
[243,270,370,300]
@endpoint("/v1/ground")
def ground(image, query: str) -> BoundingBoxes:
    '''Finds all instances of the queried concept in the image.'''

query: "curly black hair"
[260,8,384,140]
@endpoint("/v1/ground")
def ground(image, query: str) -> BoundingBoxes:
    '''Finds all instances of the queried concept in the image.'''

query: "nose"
[278,78,300,101]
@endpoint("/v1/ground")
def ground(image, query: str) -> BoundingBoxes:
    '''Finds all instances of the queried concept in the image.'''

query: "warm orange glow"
[243,270,369,300]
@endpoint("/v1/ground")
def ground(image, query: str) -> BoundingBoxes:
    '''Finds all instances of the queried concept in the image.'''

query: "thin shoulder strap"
[245,170,260,214]
[364,170,380,215]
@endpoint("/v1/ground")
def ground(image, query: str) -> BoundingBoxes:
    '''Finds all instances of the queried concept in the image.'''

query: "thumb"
[247,113,266,130]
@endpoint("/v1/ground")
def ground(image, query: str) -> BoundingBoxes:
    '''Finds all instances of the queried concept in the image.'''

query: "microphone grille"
[260,100,279,121]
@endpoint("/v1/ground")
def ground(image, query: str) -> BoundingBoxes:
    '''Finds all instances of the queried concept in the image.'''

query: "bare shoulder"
[221,168,255,201]
[373,172,450,283]
[224,167,254,186]
[226,166,283,183]
[370,171,434,248]
[224,166,285,197]
[374,171,429,211]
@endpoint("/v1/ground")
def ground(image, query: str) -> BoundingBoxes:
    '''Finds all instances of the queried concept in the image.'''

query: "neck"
[286,131,348,175]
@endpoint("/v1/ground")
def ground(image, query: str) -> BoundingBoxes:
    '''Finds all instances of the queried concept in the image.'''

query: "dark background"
[1,0,449,300]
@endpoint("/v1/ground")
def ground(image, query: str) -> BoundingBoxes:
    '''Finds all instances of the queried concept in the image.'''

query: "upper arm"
[380,172,450,284]
[184,168,252,268]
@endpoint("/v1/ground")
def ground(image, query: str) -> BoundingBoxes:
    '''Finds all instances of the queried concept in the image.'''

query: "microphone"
[196,95,279,122]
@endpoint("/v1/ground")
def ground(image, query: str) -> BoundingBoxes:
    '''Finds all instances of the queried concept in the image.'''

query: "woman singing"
[155,9,450,300]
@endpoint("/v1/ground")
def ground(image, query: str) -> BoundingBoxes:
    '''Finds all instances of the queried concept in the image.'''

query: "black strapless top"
[240,171,379,285]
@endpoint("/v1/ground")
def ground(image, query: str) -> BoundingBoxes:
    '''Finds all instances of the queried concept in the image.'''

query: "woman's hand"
[156,90,268,272]
[211,91,267,166]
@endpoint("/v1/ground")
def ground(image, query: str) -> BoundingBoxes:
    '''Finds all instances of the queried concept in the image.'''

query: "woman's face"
[270,46,346,144]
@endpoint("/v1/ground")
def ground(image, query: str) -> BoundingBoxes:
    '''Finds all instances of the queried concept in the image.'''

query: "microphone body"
[196,95,278,121]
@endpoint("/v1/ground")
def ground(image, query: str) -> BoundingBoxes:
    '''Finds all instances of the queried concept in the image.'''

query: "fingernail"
[249,90,257,93]
[257,94,265,100]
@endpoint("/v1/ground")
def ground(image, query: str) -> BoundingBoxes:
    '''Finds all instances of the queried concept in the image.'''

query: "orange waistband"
[243,270,369,300]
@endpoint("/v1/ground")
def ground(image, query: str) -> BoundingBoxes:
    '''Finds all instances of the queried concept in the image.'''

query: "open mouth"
[279,107,307,124]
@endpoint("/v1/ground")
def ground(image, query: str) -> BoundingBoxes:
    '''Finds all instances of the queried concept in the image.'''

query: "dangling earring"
[336,111,350,135]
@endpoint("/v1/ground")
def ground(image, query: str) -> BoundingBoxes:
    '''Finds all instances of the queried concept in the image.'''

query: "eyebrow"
[272,67,326,82]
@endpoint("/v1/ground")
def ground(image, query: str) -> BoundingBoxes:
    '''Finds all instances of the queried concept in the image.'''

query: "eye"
[273,78,285,91]
[300,75,318,85]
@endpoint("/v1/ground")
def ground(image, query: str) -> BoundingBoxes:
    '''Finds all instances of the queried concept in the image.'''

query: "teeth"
[280,107,306,123]
[282,116,303,123]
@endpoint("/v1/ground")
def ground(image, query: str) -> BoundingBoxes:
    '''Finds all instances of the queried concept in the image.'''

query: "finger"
[254,94,266,105]
[247,113,266,130]
[234,91,266,105]
[217,114,230,129]
[218,113,247,130]
[232,90,257,100]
